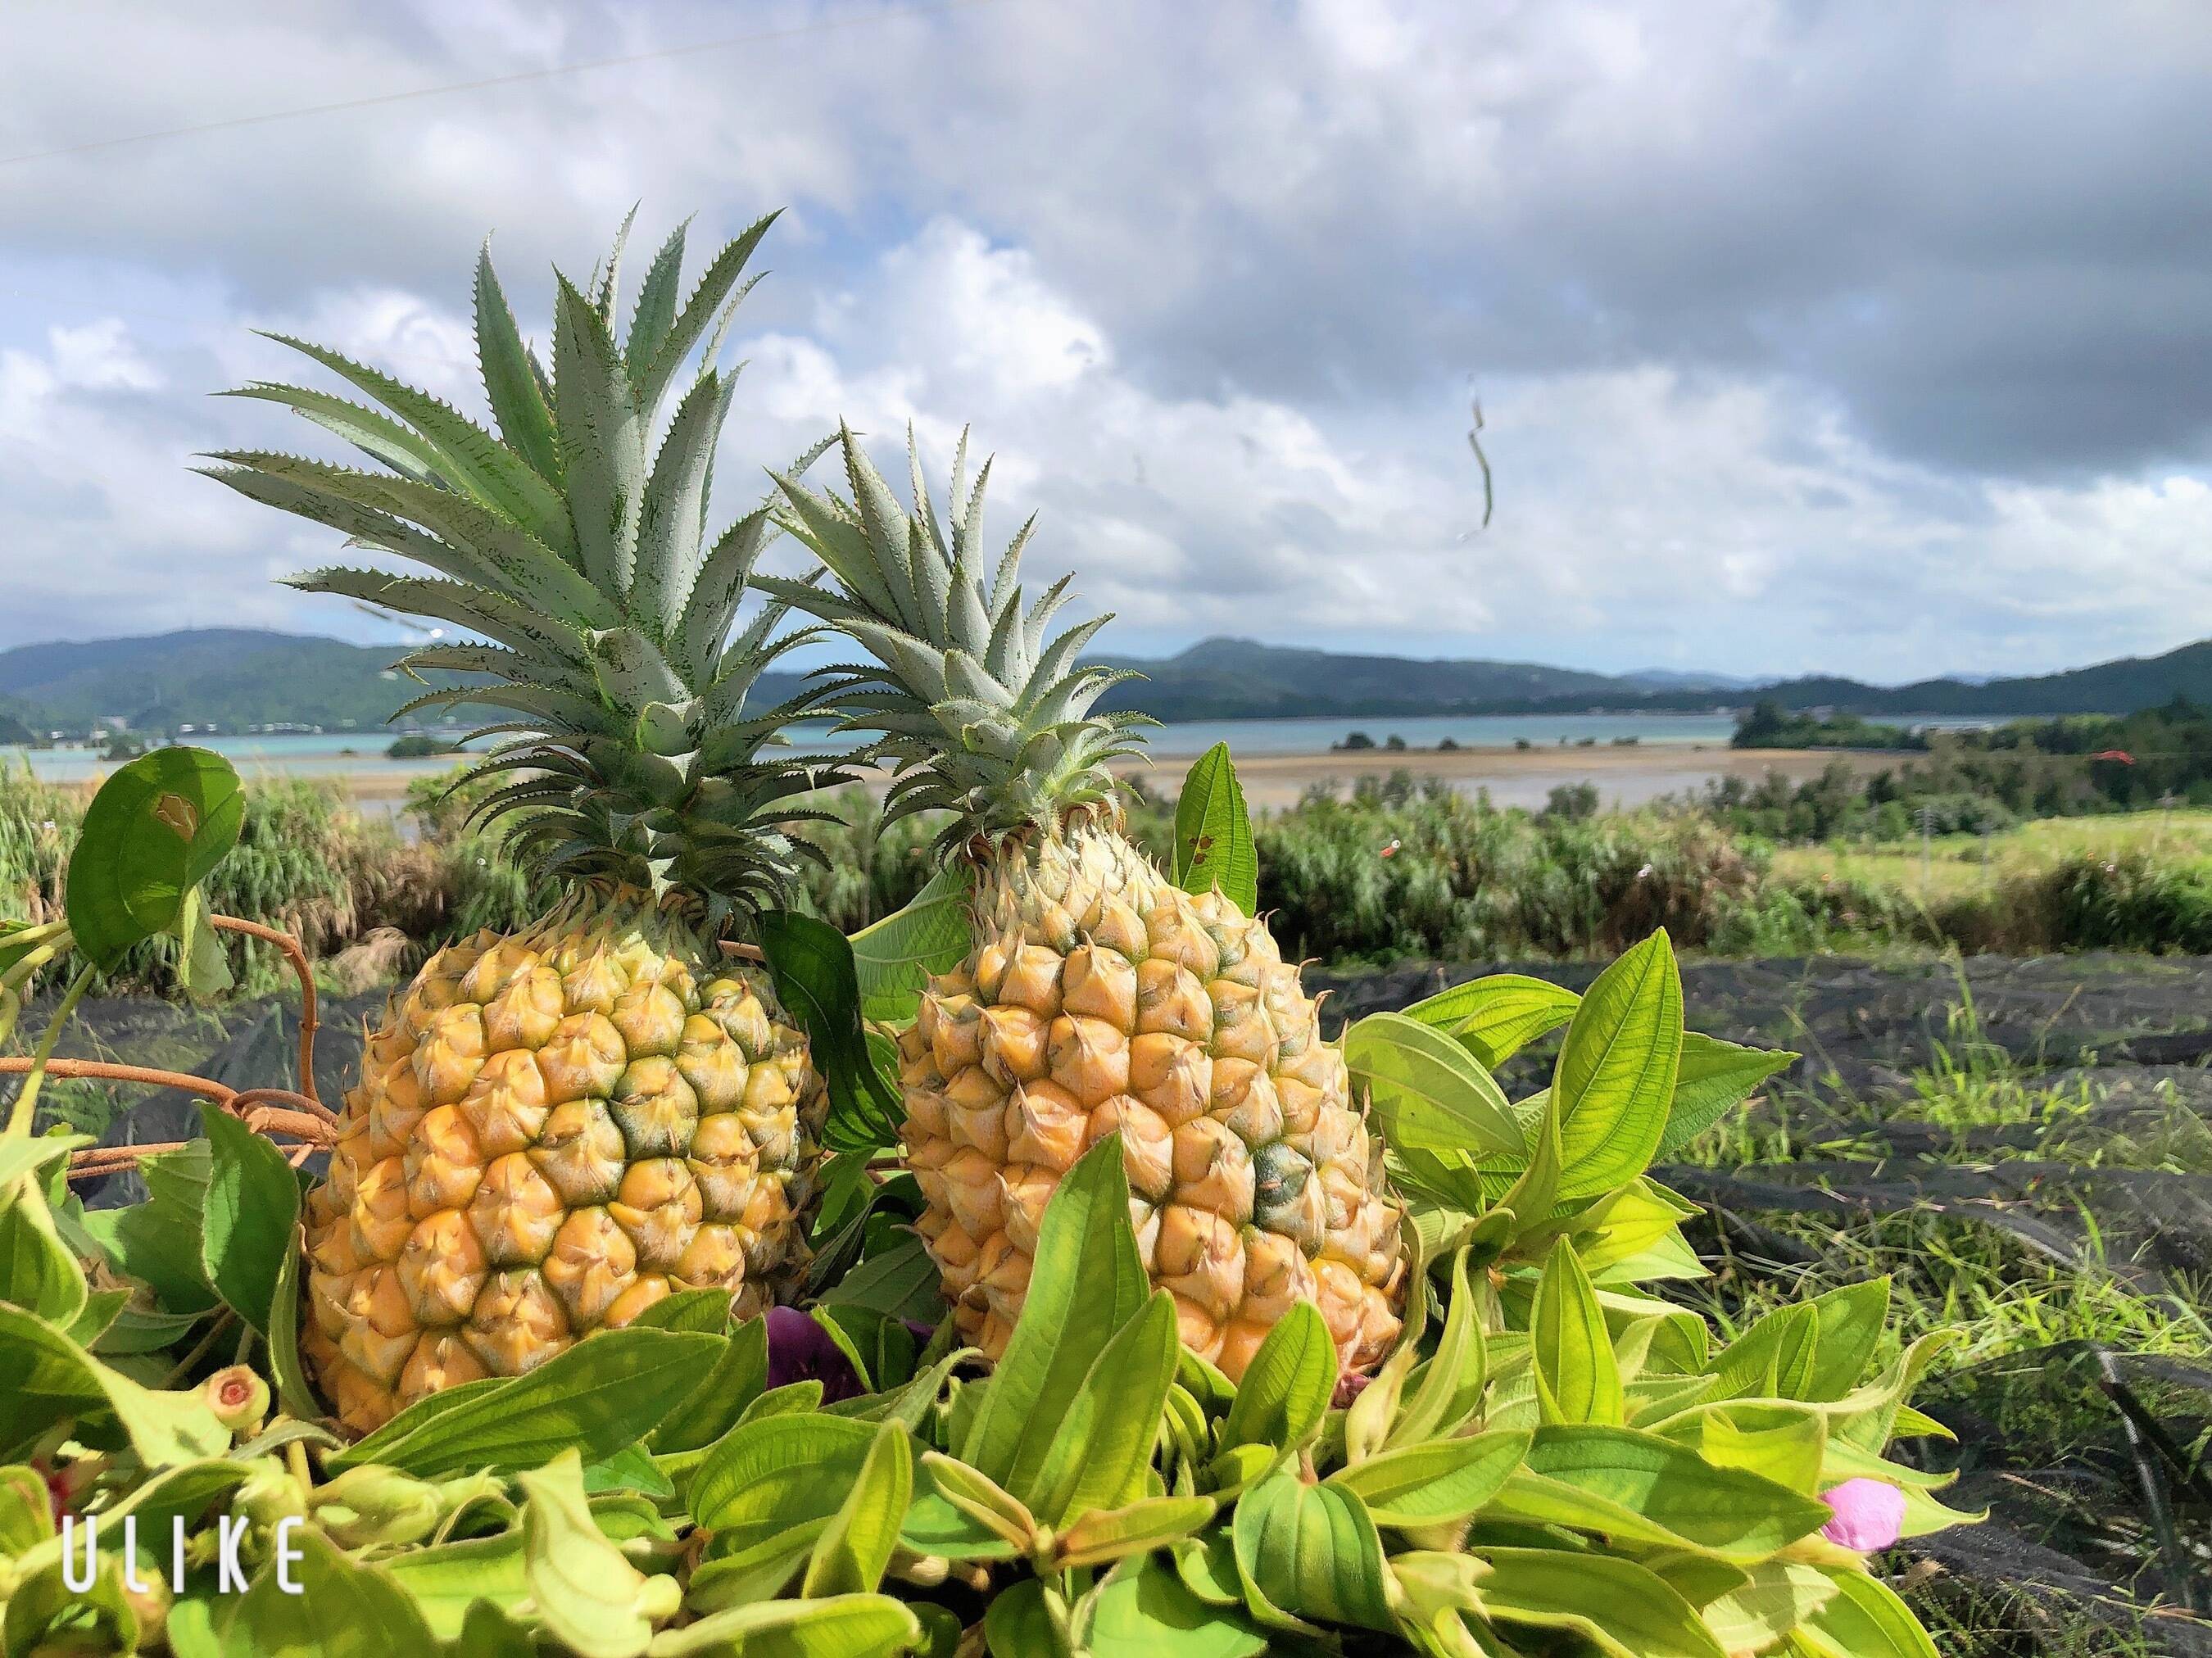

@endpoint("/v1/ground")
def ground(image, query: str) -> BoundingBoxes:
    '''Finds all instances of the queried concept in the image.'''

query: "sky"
[2,0,2210,683]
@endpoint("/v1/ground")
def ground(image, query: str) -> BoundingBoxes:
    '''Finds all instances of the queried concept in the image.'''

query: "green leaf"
[650,1314,768,1456]
[1474,1547,1728,1658]
[1799,1279,1892,1402]
[689,1415,880,1552]
[64,746,245,970]
[1326,1430,1529,1525]
[959,1134,1149,1498]
[379,1532,528,1641]
[584,1443,677,1498]
[1082,1552,1267,1656]
[634,1287,732,1333]
[984,1580,1067,1658]
[1533,1239,1622,1426]
[1550,928,1683,1198]
[802,1420,913,1598]
[475,246,564,486]
[1231,1471,1394,1633]
[519,1451,678,1658]
[1653,1031,1796,1159]
[0,1463,53,1553]
[1030,1289,1181,1524]
[1403,973,1581,1067]
[0,1134,90,1198]
[0,1300,229,1465]
[1708,1302,1820,1402]
[1698,1561,1839,1652]
[1219,1300,1334,1458]
[1794,1569,1941,1658]
[197,1101,301,1335]
[1345,1012,1524,1157]
[330,1327,722,1478]
[818,1235,945,1324]
[82,1140,220,1315]
[1389,1249,1487,1447]
[851,863,973,1026]
[5,1552,138,1656]
[0,1177,87,1326]
[1171,744,1257,913]
[904,1452,1030,1559]
[647,1595,924,1658]
[265,1237,321,1421]
[1055,1495,1217,1570]
[176,885,236,999]
[1655,1402,1827,1495]
[1498,1423,1834,1561]
[759,909,904,1154]
[220,1527,433,1656]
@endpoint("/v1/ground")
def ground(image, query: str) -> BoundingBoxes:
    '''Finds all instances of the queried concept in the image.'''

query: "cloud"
[0,0,2208,683]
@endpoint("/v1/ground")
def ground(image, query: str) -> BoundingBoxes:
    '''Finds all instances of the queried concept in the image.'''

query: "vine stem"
[209,914,321,1106]
[6,963,95,1137]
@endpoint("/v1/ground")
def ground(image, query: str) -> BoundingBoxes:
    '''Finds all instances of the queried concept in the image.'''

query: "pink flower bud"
[1819,1478,1905,1552]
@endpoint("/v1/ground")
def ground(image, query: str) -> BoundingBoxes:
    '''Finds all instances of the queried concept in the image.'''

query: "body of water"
[1,709,2027,781]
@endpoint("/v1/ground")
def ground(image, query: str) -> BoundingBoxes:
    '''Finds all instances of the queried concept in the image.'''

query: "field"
[8,766,2211,1651]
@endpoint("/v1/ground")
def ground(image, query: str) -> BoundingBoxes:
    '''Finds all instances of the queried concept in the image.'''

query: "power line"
[0,0,1003,170]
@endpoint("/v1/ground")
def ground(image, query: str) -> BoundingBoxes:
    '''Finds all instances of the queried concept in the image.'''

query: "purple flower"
[1819,1479,1906,1552]
[764,1307,864,1403]
[1331,1370,1372,1409]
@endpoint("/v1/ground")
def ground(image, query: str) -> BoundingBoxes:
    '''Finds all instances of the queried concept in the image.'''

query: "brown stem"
[209,914,321,1106]
[716,939,768,963]
[0,1058,340,1182]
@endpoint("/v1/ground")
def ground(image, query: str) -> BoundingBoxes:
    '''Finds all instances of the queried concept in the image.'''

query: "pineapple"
[206,214,841,1432]
[770,428,1407,1381]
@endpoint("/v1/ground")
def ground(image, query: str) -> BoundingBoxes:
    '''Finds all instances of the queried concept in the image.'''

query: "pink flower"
[1819,1479,1906,1552]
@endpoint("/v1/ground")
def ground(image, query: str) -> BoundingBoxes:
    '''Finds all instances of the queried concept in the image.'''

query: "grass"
[1771,809,2212,903]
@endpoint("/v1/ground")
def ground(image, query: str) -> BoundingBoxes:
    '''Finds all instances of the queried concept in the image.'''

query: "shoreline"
[315,742,1884,814]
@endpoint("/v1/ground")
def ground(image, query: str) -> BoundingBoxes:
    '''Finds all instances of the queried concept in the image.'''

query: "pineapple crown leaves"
[202,208,853,929]
[765,423,1153,848]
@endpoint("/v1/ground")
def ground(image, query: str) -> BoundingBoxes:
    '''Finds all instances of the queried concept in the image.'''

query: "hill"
[5,627,2212,736]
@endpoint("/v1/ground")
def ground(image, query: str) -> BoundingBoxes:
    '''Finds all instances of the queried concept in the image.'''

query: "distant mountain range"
[2,627,2209,741]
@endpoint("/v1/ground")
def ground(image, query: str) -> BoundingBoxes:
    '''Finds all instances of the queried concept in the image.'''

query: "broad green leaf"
[1502,1423,1834,1561]
[759,909,904,1154]
[1708,1302,1820,1402]
[689,1415,879,1551]
[1231,1471,1394,1633]
[0,1177,87,1326]
[0,1133,90,1196]
[903,1453,1028,1559]
[1549,929,1683,1198]
[0,1301,228,1465]
[1655,1402,1827,1495]
[108,1456,261,1538]
[584,1443,677,1498]
[1652,1031,1795,1159]
[851,863,973,1026]
[5,1552,138,1656]
[519,1452,678,1658]
[801,1420,913,1597]
[265,1230,321,1420]
[380,1532,528,1640]
[633,1287,733,1333]
[198,1101,301,1335]
[1698,1561,1838,1653]
[1031,1289,1181,1523]
[1171,744,1258,914]
[649,1595,924,1657]
[1800,1279,1892,1402]
[1219,1300,1334,1456]
[1055,1495,1217,1570]
[1173,1529,1244,1606]
[818,1235,945,1324]
[0,1464,53,1553]
[177,885,236,998]
[80,1139,220,1316]
[65,746,245,970]
[1475,1547,1727,1658]
[960,1135,1149,1496]
[221,1527,433,1656]
[1346,1012,1524,1157]
[1793,1569,1940,1658]
[1389,1251,1488,1447]
[650,1313,768,1455]
[1327,1429,1529,1524]
[1533,1239,1621,1426]
[1082,1552,1267,1656]
[1403,973,1580,1067]
[330,1327,721,1478]
[984,1579,1066,1658]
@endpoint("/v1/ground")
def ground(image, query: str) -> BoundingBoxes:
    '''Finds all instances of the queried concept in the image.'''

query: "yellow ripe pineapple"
[770,428,1407,1382]
[207,214,841,1431]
